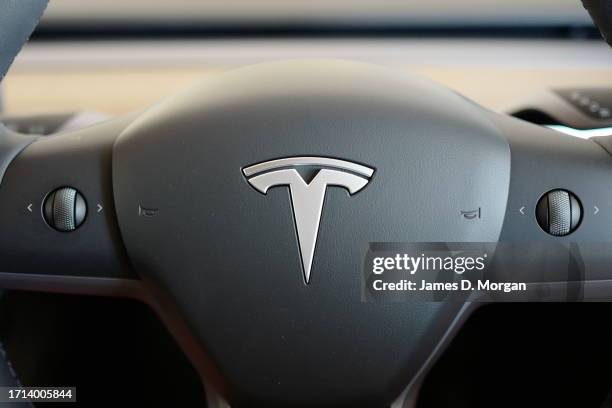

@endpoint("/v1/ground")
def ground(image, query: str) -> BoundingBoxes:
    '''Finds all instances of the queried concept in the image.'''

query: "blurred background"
[2,0,611,125]
[37,0,593,27]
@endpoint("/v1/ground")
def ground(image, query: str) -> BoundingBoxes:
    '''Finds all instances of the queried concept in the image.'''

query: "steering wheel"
[2,1,612,407]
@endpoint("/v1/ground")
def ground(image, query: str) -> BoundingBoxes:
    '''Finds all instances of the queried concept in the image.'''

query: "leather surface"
[582,0,612,47]
[0,1,47,182]
[0,127,36,184]
[0,0,48,81]
[0,2,47,403]
[0,342,30,407]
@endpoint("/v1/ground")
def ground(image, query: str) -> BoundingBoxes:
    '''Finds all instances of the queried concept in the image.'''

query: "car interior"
[2,0,612,407]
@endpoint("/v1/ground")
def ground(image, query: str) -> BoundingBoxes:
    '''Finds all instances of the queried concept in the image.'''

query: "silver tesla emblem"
[243,157,374,283]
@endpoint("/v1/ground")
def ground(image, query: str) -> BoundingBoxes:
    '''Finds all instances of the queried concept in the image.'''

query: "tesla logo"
[243,157,374,284]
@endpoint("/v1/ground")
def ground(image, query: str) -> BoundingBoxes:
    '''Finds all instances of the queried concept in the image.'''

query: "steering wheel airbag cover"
[113,60,510,406]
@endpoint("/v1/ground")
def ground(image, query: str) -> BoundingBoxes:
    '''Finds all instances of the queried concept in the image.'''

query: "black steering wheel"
[2,1,612,407]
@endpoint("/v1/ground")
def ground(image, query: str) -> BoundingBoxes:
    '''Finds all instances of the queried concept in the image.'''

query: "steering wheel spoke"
[0,116,139,296]
[487,112,612,301]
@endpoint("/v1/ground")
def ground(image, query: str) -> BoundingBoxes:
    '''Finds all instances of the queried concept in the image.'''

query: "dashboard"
[3,38,612,117]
